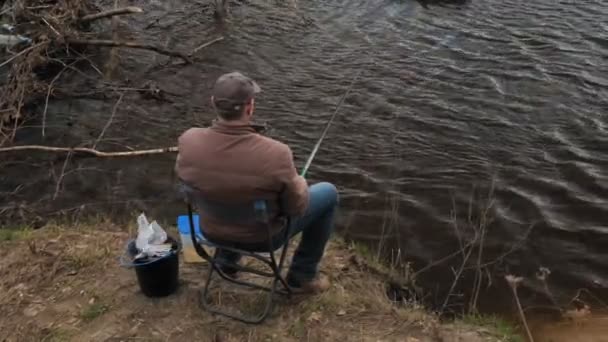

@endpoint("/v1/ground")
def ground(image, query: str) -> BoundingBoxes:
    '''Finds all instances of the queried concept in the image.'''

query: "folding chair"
[178,183,292,324]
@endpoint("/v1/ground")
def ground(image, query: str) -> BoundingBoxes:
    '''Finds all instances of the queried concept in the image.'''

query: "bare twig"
[440,235,476,313]
[470,179,496,312]
[412,238,478,277]
[0,5,14,16]
[450,193,466,256]
[0,145,177,157]
[65,39,192,63]
[25,5,52,10]
[46,56,99,80]
[465,222,536,270]
[41,18,61,37]
[61,49,104,77]
[0,184,24,197]
[79,6,143,22]
[535,267,561,311]
[505,275,534,342]
[42,61,76,137]
[191,36,224,55]
[10,82,25,141]
[0,42,44,69]
[93,92,124,149]
[569,288,608,309]
[53,151,72,200]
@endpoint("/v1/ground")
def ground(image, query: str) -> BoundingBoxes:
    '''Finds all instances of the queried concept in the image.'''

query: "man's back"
[175,120,308,243]
[175,71,336,293]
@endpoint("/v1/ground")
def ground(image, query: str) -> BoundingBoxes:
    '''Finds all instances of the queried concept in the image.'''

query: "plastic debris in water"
[0,34,32,47]
[1,24,15,33]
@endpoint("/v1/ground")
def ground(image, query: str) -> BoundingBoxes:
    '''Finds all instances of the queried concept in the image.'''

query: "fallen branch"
[0,145,178,157]
[79,6,143,22]
[65,39,192,63]
[191,36,224,55]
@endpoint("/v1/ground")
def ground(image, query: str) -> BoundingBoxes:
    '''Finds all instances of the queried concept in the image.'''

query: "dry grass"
[0,221,513,342]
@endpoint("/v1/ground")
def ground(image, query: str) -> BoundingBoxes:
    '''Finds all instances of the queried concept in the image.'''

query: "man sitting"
[174,72,338,294]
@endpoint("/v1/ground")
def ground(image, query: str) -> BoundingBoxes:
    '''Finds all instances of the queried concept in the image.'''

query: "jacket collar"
[210,119,267,135]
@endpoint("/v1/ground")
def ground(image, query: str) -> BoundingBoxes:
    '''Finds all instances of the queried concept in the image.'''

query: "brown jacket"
[175,120,309,243]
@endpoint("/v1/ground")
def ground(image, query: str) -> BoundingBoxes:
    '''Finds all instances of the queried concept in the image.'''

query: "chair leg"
[253,244,293,322]
[274,241,292,298]
[196,236,293,324]
[198,257,281,324]
[199,260,216,310]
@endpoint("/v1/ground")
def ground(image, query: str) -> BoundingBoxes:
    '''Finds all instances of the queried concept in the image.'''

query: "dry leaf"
[307,311,322,322]
[337,310,346,316]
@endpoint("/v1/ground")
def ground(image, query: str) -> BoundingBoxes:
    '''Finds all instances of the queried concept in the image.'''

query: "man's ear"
[246,98,255,115]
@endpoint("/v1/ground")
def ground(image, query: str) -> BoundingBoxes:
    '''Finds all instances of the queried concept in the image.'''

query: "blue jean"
[216,182,339,286]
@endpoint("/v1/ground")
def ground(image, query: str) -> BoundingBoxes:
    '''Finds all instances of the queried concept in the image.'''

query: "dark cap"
[212,72,261,113]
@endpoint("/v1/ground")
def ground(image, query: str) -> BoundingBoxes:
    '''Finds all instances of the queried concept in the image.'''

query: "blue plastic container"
[177,214,213,263]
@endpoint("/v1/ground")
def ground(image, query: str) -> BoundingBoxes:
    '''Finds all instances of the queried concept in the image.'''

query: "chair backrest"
[176,180,276,225]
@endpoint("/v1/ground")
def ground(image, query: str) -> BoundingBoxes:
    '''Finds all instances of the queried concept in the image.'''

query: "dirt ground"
[530,314,608,342]
[0,222,512,342]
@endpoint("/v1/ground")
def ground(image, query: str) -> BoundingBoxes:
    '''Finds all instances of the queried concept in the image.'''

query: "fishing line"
[298,1,458,177]
[298,34,455,178]
[300,67,365,178]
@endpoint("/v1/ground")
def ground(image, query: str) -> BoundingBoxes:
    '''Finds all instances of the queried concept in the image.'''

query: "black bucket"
[124,236,181,298]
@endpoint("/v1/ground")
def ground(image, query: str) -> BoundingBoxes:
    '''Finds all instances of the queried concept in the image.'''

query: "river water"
[1,0,607,313]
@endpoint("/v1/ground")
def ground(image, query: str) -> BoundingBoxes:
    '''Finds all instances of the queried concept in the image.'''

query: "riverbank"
[0,221,522,342]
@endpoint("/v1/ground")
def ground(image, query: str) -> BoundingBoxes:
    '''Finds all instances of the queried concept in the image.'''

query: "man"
[175,71,338,293]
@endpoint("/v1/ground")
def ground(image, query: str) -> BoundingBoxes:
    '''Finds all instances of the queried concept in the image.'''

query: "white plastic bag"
[149,220,167,245]
[135,213,168,256]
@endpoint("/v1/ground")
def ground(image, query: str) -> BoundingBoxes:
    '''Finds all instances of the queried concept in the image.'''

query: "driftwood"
[65,39,192,63]
[79,6,143,22]
[0,145,178,157]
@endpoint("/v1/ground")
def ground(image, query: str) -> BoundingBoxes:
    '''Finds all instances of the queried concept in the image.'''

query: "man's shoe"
[288,274,330,294]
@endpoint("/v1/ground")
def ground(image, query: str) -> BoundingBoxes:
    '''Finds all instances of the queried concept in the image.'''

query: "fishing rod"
[300,68,365,178]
